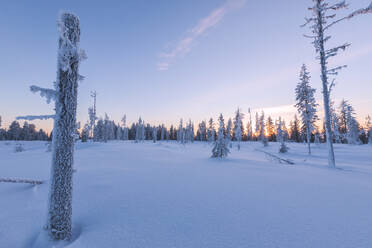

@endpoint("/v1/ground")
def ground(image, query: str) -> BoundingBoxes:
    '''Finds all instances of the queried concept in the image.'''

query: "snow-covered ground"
[1,140,372,248]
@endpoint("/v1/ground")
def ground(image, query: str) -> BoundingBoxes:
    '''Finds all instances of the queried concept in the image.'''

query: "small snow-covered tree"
[365,115,372,144]
[339,99,360,144]
[247,108,253,141]
[177,119,185,144]
[160,125,165,141]
[211,114,229,158]
[81,123,89,142]
[330,101,342,143]
[152,127,157,143]
[277,117,289,153]
[233,108,244,150]
[255,112,260,139]
[208,118,215,142]
[226,118,232,148]
[198,121,207,141]
[266,116,275,141]
[259,111,268,146]
[295,64,318,154]
[302,0,372,167]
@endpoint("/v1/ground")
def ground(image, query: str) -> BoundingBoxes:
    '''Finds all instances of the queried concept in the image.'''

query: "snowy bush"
[14,143,25,153]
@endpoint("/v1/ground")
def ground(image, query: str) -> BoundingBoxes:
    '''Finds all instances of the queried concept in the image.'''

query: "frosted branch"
[326,65,347,75]
[0,178,43,185]
[324,2,372,30]
[30,85,57,104]
[16,115,55,121]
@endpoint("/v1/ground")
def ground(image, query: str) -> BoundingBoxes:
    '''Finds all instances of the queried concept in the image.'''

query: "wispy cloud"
[157,0,246,71]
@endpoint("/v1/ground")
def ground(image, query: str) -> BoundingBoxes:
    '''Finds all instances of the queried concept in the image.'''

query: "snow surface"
[1,141,372,247]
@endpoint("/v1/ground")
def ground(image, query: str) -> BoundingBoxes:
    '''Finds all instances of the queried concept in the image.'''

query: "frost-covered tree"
[46,12,85,240]
[277,117,289,153]
[365,115,372,144]
[266,116,275,141]
[339,100,360,144]
[208,118,215,142]
[233,108,244,150]
[295,64,318,154]
[211,114,229,158]
[121,115,129,141]
[88,107,96,139]
[152,127,157,143]
[135,117,145,142]
[81,123,90,142]
[255,112,260,139]
[259,111,268,146]
[226,118,232,148]
[302,0,372,167]
[198,121,207,141]
[330,101,342,143]
[290,115,301,143]
[160,125,165,141]
[177,119,185,144]
[246,108,253,141]
[94,118,104,141]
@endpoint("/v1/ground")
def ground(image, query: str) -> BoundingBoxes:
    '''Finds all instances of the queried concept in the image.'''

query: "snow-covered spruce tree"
[266,116,275,141]
[277,117,289,153]
[365,115,372,144]
[211,114,230,158]
[259,111,268,146]
[160,125,165,141]
[198,121,207,141]
[246,108,253,141]
[135,117,143,142]
[81,123,90,142]
[226,118,233,148]
[303,0,372,167]
[255,112,260,140]
[46,12,86,240]
[152,127,157,143]
[330,101,342,143]
[295,64,318,155]
[233,108,244,150]
[208,118,215,143]
[339,99,360,144]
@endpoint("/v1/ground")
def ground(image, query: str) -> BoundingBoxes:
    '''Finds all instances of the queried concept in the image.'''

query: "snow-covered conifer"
[233,108,244,150]
[277,117,288,153]
[295,64,318,154]
[302,0,372,167]
[259,111,268,146]
[152,127,157,143]
[226,118,232,148]
[208,118,215,143]
[211,114,229,158]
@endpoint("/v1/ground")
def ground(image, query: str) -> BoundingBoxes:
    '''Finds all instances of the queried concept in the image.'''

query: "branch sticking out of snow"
[0,178,43,185]
[16,115,55,121]
[255,149,295,165]
[30,85,57,104]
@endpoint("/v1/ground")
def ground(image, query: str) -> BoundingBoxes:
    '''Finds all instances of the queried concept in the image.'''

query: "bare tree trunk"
[47,13,81,240]
[316,0,336,168]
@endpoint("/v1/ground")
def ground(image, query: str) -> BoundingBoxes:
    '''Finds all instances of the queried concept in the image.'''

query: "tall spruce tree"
[295,64,318,155]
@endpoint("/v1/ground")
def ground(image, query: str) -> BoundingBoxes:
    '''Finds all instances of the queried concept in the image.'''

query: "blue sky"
[1,0,371,131]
